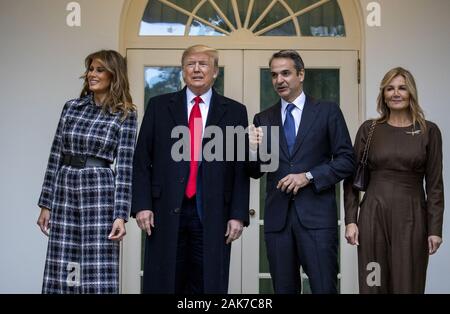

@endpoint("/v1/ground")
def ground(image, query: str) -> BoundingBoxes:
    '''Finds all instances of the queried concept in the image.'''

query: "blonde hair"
[80,50,136,120]
[376,67,426,132]
[181,44,219,68]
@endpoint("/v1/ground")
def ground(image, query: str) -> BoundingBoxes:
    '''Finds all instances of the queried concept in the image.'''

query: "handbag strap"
[360,120,377,165]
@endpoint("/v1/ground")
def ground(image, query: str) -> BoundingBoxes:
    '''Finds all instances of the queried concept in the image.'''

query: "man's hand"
[428,235,442,255]
[249,124,264,151]
[108,218,126,241]
[345,223,359,246]
[277,173,310,194]
[136,210,155,236]
[225,219,244,244]
[37,207,51,236]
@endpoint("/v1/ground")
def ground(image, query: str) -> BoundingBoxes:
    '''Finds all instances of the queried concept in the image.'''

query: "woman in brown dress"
[344,67,444,293]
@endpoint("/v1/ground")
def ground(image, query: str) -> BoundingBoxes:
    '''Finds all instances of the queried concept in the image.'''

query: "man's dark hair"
[269,50,305,74]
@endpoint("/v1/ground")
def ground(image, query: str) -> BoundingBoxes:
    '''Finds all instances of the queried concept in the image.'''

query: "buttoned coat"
[38,94,137,293]
[132,87,250,293]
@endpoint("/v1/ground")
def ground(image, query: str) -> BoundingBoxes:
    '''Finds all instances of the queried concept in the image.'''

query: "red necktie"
[185,96,203,198]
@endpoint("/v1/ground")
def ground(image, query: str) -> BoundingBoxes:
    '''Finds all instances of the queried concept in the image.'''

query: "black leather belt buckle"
[63,154,110,168]
[71,155,86,168]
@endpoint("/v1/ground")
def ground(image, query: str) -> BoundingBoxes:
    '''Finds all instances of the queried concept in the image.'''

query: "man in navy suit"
[132,45,249,293]
[248,50,355,294]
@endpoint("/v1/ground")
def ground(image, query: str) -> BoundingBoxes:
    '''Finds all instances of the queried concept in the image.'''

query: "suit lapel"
[269,101,290,158]
[167,88,189,180]
[168,87,188,127]
[290,95,319,157]
[204,89,227,129]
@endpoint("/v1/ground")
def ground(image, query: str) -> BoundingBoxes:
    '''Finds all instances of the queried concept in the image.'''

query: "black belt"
[62,154,110,168]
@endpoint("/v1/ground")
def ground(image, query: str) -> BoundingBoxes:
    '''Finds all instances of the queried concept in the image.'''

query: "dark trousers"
[175,196,204,294]
[265,202,338,294]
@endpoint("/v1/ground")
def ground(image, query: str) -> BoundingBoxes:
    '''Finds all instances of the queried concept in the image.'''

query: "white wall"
[0,0,124,293]
[360,0,450,293]
[1,0,449,293]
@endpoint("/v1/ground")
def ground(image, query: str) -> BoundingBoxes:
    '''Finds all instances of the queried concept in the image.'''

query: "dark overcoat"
[132,87,250,293]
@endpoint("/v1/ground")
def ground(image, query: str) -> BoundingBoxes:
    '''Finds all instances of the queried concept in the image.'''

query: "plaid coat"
[38,94,137,293]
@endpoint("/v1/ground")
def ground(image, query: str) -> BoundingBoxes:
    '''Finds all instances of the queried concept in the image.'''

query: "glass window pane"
[249,0,272,29]
[303,69,339,104]
[260,20,295,36]
[214,67,225,95]
[195,1,231,33]
[144,67,183,108]
[298,0,346,37]
[189,19,226,36]
[214,0,237,29]
[254,2,291,34]
[237,0,250,26]
[259,278,274,294]
[285,0,321,13]
[144,66,224,109]
[260,68,278,110]
[169,0,201,12]
[259,225,270,273]
[140,0,188,36]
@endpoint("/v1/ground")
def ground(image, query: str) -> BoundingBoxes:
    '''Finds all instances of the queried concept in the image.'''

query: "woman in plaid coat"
[37,50,137,293]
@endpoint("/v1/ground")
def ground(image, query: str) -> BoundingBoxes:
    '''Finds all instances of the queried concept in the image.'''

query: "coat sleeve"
[230,104,250,226]
[131,100,155,217]
[37,101,71,210]
[343,120,371,225]
[309,103,356,192]
[113,111,138,221]
[425,122,444,237]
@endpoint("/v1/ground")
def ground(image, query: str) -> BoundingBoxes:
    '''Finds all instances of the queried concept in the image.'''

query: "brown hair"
[269,50,305,74]
[376,67,426,132]
[181,44,219,68]
[80,50,135,120]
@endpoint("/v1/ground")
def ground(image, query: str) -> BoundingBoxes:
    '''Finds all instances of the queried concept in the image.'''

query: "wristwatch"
[305,171,314,182]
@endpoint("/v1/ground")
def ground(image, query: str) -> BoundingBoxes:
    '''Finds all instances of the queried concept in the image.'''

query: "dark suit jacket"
[247,95,355,232]
[131,87,250,293]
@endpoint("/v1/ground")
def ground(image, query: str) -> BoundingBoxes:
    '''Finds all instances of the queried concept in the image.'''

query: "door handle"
[249,208,256,216]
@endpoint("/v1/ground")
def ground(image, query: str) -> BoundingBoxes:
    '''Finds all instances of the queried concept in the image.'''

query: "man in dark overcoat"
[132,45,250,293]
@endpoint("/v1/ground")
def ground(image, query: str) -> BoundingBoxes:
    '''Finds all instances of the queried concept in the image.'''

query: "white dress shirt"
[280,91,305,136]
[186,87,212,135]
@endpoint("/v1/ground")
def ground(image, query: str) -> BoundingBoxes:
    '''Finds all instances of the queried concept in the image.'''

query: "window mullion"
[249,0,277,32]
[243,0,255,29]
[231,0,242,29]
[208,0,236,31]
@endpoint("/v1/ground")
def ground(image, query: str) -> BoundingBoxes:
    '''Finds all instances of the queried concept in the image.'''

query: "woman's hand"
[428,235,442,255]
[108,218,126,241]
[37,207,51,236]
[345,223,359,246]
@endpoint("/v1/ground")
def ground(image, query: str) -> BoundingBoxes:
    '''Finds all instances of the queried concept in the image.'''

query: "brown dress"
[344,120,444,293]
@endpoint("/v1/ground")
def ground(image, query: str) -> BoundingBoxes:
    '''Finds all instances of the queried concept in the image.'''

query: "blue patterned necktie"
[284,103,296,155]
